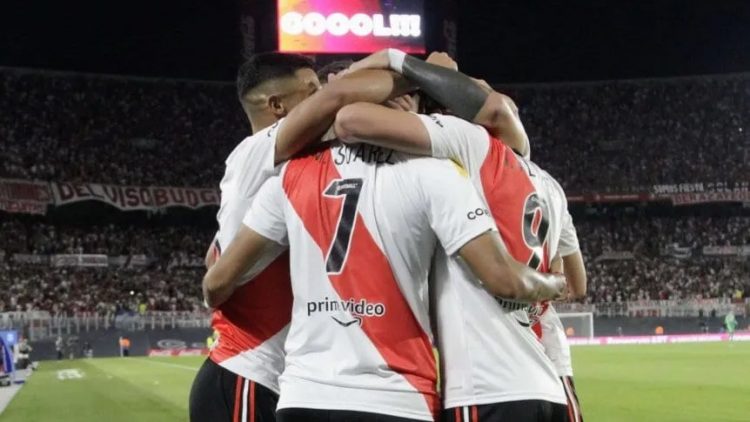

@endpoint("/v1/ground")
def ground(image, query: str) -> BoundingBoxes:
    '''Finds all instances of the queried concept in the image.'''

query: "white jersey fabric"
[244,142,495,421]
[538,186,580,377]
[418,113,569,408]
[539,304,574,377]
[210,118,291,393]
[216,119,282,255]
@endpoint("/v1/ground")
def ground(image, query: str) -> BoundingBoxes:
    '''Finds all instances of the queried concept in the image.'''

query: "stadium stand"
[0,215,746,313]
[0,67,747,339]
[0,218,212,313]
[503,74,750,193]
[2,68,748,192]
[0,68,243,187]
[576,216,749,302]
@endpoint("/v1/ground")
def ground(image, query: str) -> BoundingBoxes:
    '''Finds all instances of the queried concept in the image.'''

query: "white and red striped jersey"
[418,113,570,408]
[243,142,495,421]
[210,119,293,393]
[534,198,580,377]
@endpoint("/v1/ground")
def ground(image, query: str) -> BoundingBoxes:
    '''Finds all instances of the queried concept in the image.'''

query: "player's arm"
[203,176,288,308]
[274,69,413,163]
[419,160,564,302]
[335,104,489,173]
[348,49,529,156]
[202,227,274,308]
[458,233,566,302]
[562,251,587,299]
[559,206,587,299]
[204,241,218,269]
[334,103,432,155]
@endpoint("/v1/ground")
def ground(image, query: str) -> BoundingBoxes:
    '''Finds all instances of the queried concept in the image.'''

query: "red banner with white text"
[0,179,51,215]
[51,182,220,211]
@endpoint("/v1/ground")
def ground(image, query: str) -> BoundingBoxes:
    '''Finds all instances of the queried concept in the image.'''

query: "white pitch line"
[132,358,199,372]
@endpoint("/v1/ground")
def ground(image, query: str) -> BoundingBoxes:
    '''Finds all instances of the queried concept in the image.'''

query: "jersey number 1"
[323,178,363,274]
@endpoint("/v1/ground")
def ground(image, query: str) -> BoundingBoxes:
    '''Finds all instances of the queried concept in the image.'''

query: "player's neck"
[250,114,280,134]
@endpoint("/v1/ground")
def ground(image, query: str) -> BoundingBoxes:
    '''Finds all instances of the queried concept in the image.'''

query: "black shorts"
[445,400,569,422]
[277,408,424,422]
[189,358,279,422]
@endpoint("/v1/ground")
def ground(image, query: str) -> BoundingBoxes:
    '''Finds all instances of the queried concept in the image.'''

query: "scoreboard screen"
[278,0,425,54]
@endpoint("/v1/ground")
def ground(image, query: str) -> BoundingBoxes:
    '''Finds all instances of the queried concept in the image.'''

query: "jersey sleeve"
[416,158,496,256]
[416,114,491,175]
[227,119,285,198]
[558,211,580,256]
[549,177,579,257]
[242,175,288,246]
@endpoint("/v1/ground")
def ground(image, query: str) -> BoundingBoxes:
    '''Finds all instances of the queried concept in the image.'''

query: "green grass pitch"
[3,342,749,421]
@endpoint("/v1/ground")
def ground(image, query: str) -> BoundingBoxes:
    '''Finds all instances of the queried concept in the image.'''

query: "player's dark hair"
[316,60,354,84]
[236,53,315,100]
[419,91,449,115]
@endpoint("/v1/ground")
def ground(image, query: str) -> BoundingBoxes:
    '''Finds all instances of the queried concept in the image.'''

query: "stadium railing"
[554,298,748,318]
[3,299,746,340]
[0,311,211,341]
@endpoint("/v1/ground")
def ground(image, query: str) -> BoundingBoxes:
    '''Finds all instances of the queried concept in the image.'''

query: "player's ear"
[268,94,286,117]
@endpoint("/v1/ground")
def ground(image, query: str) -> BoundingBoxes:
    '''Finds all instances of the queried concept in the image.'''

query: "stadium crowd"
[505,75,750,192]
[577,216,749,303]
[576,216,750,257]
[586,258,747,304]
[1,68,748,193]
[0,265,204,315]
[1,67,747,314]
[0,219,213,258]
[0,68,244,187]
[0,219,213,314]
[0,215,747,313]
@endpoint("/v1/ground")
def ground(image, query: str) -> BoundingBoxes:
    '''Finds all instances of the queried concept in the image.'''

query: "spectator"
[2,67,747,192]
[16,338,32,369]
[55,336,63,360]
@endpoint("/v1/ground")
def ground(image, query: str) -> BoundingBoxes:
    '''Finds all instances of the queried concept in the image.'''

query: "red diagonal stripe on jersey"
[210,252,293,364]
[479,138,549,272]
[283,148,439,418]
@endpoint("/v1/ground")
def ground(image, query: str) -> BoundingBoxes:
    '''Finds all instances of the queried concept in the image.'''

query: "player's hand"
[385,94,418,112]
[347,49,392,73]
[547,273,568,301]
[426,51,458,70]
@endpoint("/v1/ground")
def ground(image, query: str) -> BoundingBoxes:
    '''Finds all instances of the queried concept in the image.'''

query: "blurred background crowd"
[0,67,747,314]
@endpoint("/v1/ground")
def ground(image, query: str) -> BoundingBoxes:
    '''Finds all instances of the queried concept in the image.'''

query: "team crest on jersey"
[526,303,545,326]
[450,159,468,178]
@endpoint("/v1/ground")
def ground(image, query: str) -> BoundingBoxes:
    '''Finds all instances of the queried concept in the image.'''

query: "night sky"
[2,0,750,83]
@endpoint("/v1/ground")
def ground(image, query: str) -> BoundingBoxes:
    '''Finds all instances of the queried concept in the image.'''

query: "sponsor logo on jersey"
[429,114,444,128]
[510,309,532,327]
[467,207,490,220]
[496,299,545,328]
[307,297,386,327]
